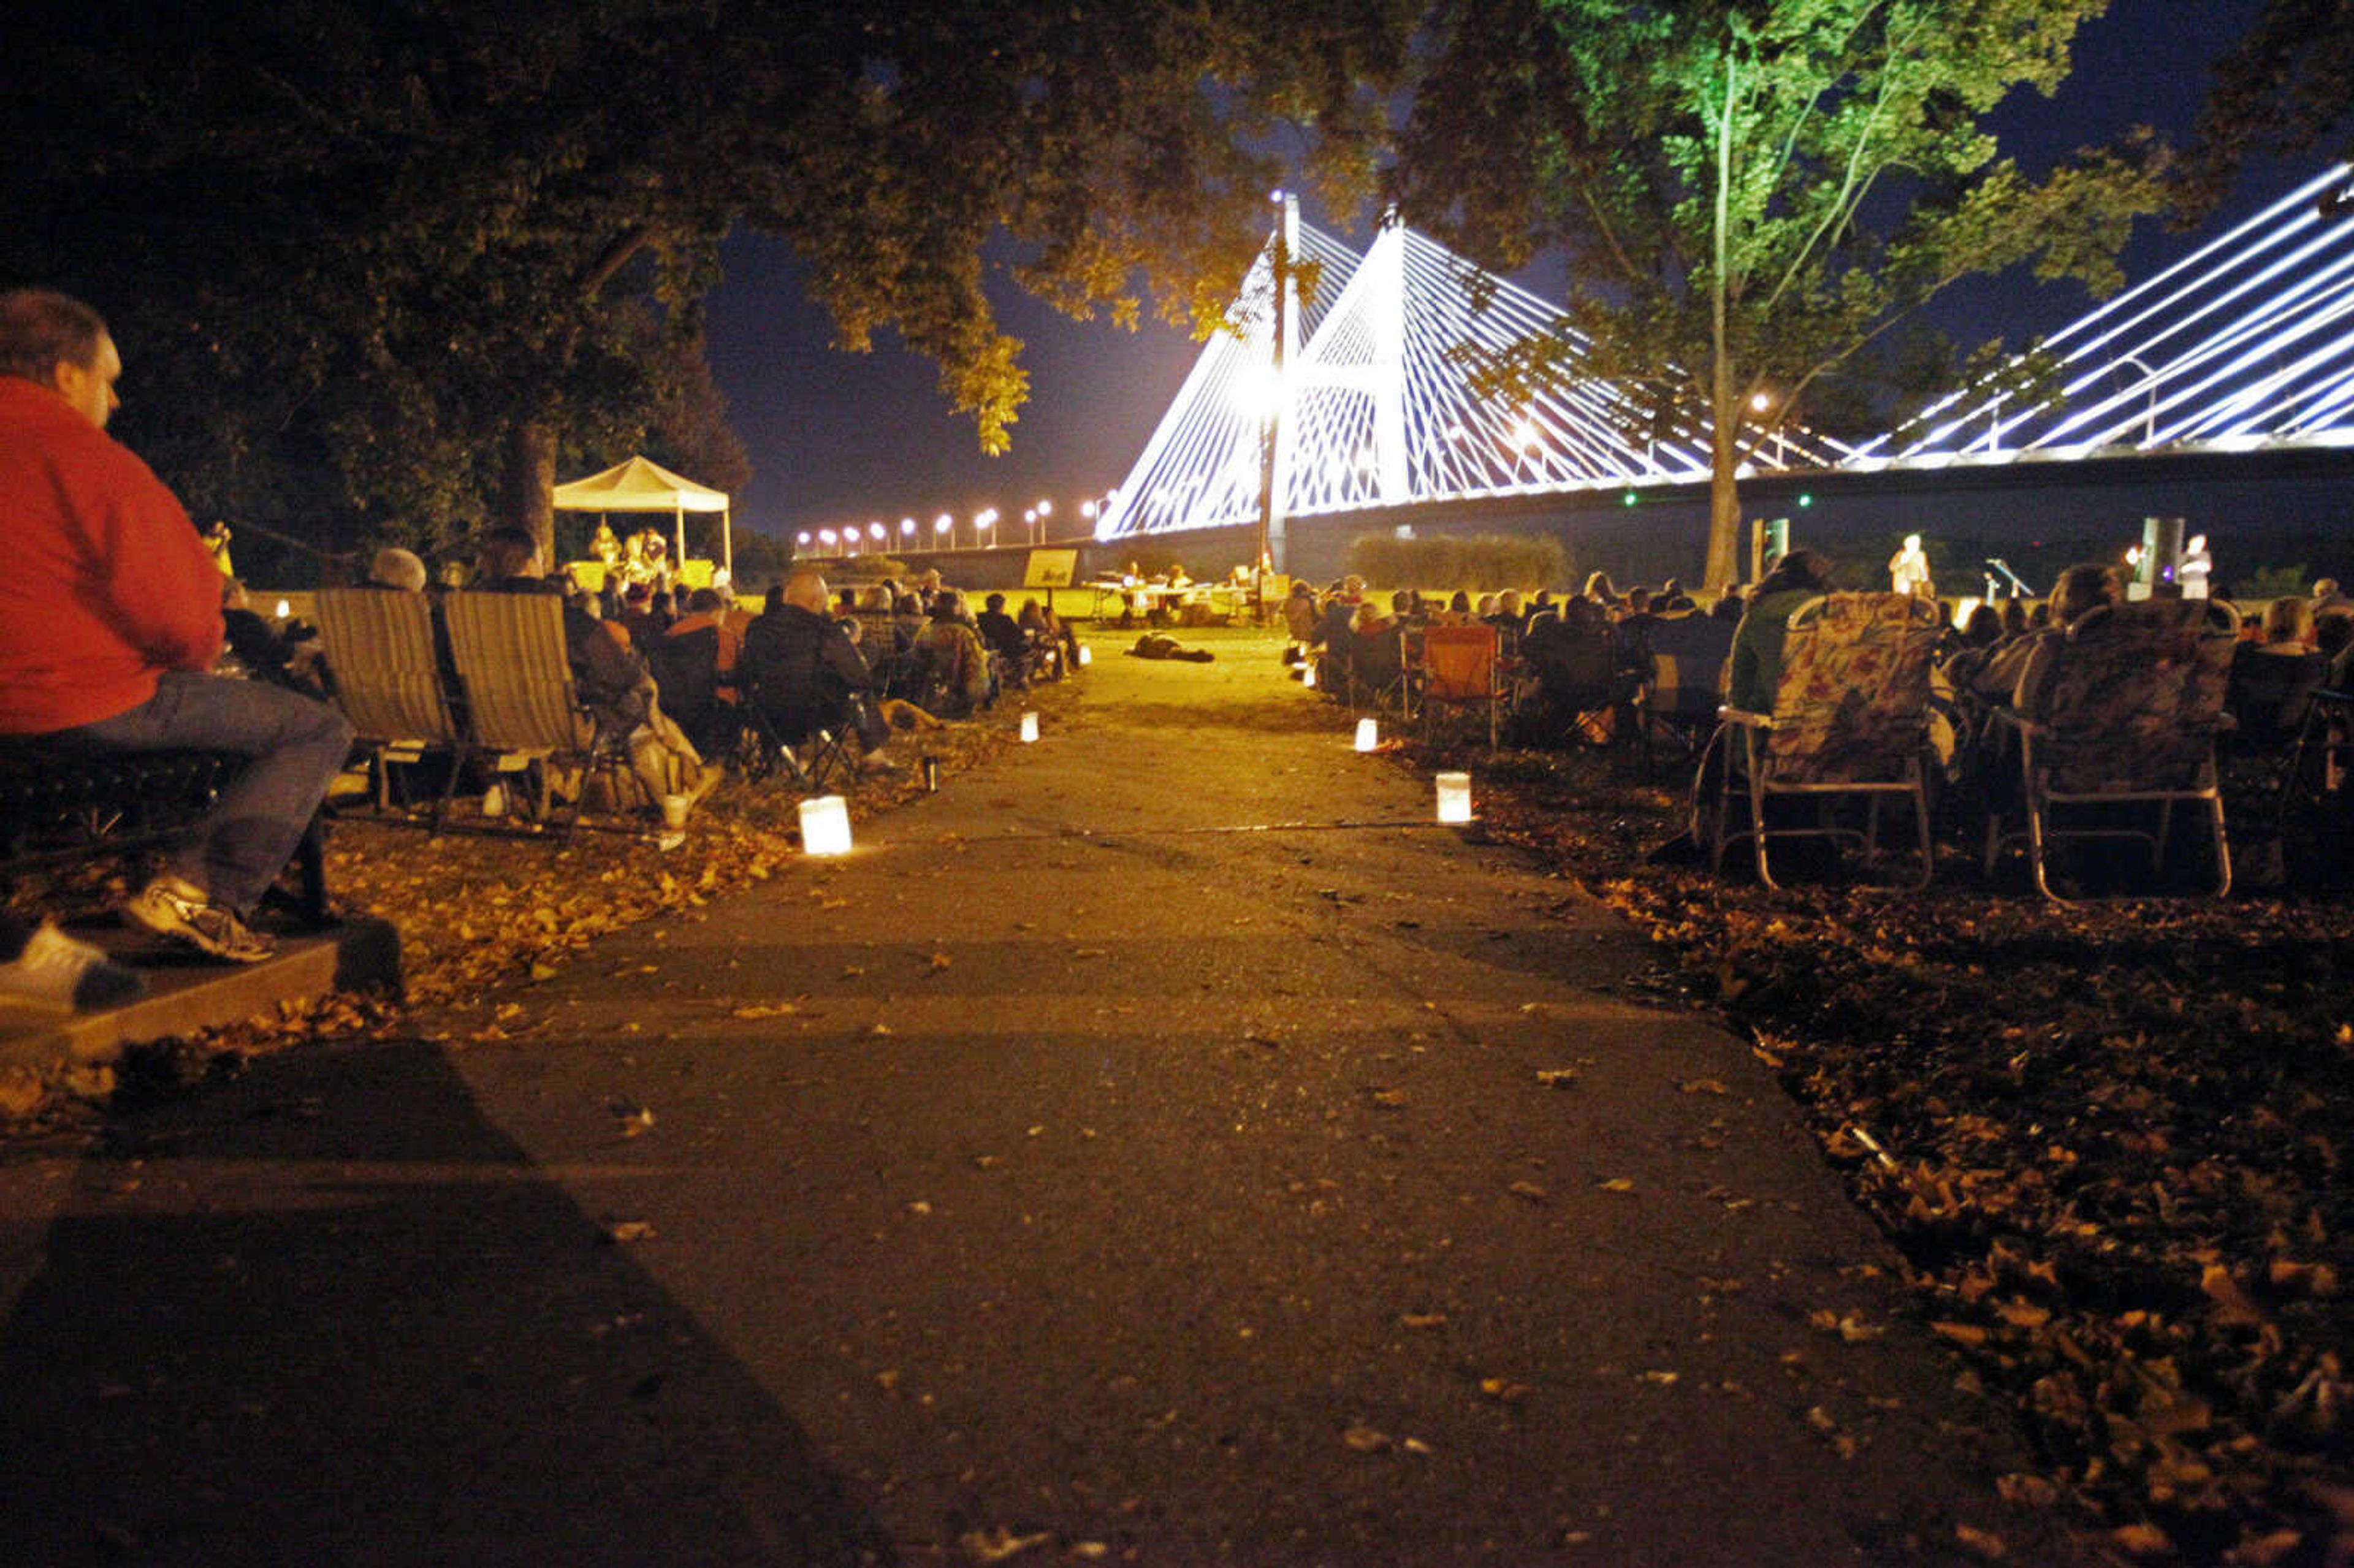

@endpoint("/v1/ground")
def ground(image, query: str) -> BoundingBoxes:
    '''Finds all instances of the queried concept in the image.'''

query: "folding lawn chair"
[310,588,469,829]
[1417,624,1504,748]
[1984,599,2238,901]
[1708,592,1942,889]
[441,591,642,836]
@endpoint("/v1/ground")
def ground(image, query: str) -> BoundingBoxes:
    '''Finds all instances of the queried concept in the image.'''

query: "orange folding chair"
[1419,624,1505,748]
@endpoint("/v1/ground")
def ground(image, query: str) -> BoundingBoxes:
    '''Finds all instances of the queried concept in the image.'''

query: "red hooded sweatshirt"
[0,377,224,734]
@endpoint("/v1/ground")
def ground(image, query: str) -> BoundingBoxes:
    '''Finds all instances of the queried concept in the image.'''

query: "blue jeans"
[53,672,352,916]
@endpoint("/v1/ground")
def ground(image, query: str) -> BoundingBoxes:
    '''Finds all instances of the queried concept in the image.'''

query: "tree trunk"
[1707,413,1743,589]
[501,419,557,566]
[1704,43,1743,591]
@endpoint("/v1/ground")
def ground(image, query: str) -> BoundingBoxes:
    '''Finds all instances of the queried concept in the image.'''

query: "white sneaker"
[123,876,276,964]
[858,750,901,775]
[0,921,148,1011]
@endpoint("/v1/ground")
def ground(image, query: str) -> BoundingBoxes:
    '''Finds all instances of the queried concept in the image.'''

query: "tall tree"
[1,0,1415,575]
[2186,0,2354,213]
[1391,0,2168,587]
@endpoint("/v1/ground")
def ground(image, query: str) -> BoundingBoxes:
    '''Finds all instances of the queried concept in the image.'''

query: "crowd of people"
[0,286,1089,1014]
[1288,550,2353,850]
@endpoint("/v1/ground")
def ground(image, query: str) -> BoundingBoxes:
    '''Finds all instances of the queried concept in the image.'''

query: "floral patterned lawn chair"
[1985,598,2239,901]
[1707,592,1943,889]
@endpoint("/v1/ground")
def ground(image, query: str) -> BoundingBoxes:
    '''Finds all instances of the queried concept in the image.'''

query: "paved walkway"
[0,635,2055,1566]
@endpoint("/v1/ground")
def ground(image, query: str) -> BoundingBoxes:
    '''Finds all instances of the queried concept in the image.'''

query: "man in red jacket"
[0,289,352,961]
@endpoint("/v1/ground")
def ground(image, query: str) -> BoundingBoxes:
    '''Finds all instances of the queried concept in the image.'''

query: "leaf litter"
[1436,740,2354,1564]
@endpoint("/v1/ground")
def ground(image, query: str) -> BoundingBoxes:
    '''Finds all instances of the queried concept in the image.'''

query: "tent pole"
[723,506,733,579]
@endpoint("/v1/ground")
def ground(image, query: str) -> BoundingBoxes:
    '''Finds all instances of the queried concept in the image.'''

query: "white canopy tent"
[550,454,732,576]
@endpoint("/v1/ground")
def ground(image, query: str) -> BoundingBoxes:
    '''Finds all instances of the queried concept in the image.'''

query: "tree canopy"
[2188,0,2354,213]
[1390,0,2168,586]
[1,0,1412,577]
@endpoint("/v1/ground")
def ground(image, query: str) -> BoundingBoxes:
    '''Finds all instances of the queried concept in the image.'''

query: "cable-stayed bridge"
[1094,167,2354,555]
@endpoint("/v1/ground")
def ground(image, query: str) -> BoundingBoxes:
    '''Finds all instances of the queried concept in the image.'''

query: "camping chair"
[1984,599,2238,902]
[1348,626,1411,715]
[310,588,468,829]
[643,624,737,761]
[441,591,640,836]
[733,628,856,794]
[2278,685,2354,886]
[1520,612,1625,747]
[1417,625,1505,747]
[1638,613,1736,780]
[1708,592,1943,890]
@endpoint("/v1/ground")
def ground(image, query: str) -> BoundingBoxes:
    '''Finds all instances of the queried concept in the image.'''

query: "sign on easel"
[1024,550,1079,588]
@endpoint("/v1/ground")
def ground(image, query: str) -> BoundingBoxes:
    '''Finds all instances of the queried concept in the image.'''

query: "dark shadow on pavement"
[0,1041,891,1568]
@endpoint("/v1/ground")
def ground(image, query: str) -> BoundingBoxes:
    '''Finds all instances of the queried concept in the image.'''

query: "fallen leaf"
[1952,1523,2007,1560]
[1678,1078,1731,1096]
[1341,1424,1391,1452]
[959,1526,1050,1564]
[1507,1181,1548,1202]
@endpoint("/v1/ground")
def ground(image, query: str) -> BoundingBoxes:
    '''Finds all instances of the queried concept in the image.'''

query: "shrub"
[1347,532,1566,592]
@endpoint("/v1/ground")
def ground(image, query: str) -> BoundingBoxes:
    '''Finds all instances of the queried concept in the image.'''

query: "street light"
[900,517,916,539]
[1036,498,1053,544]
[819,527,838,552]
[934,512,953,550]
[2112,354,2160,446]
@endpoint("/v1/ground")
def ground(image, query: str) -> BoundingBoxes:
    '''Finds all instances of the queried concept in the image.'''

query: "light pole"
[2113,354,2160,446]
[934,512,953,552]
[1035,498,1053,544]
[1255,189,1298,591]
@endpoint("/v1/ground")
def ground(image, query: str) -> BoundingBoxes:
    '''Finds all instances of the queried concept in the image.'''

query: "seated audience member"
[365,546,429,593]
[1039,599,1083,668]
[2004,563,2126,715]
[219,576,325,695]
[0,909,145,1011]
[2315,605,2352,672]
[473,527,715,814]
[617,581,665,646]
[649,587,745,754]
[976,592,1030,676]
[736,569,899,769]
[907,590,996,717]
[1582,570,1620,609]
[891,592,929,656]
[1937,603,2007,690]
[1517,595,1627,731]
[1281,581,1321,644]
[0,288,352,962]
[1491,590,1527,632]
[1710,587,1746,625]
[1016,599,1065,679]
[1724,549,1835,714]
[2229,596,2329,748]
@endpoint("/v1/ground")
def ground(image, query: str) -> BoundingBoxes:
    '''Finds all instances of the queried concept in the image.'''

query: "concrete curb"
[0,916,400,1071]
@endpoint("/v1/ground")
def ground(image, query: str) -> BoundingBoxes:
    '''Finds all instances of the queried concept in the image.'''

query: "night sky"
[702,0,2286,544]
